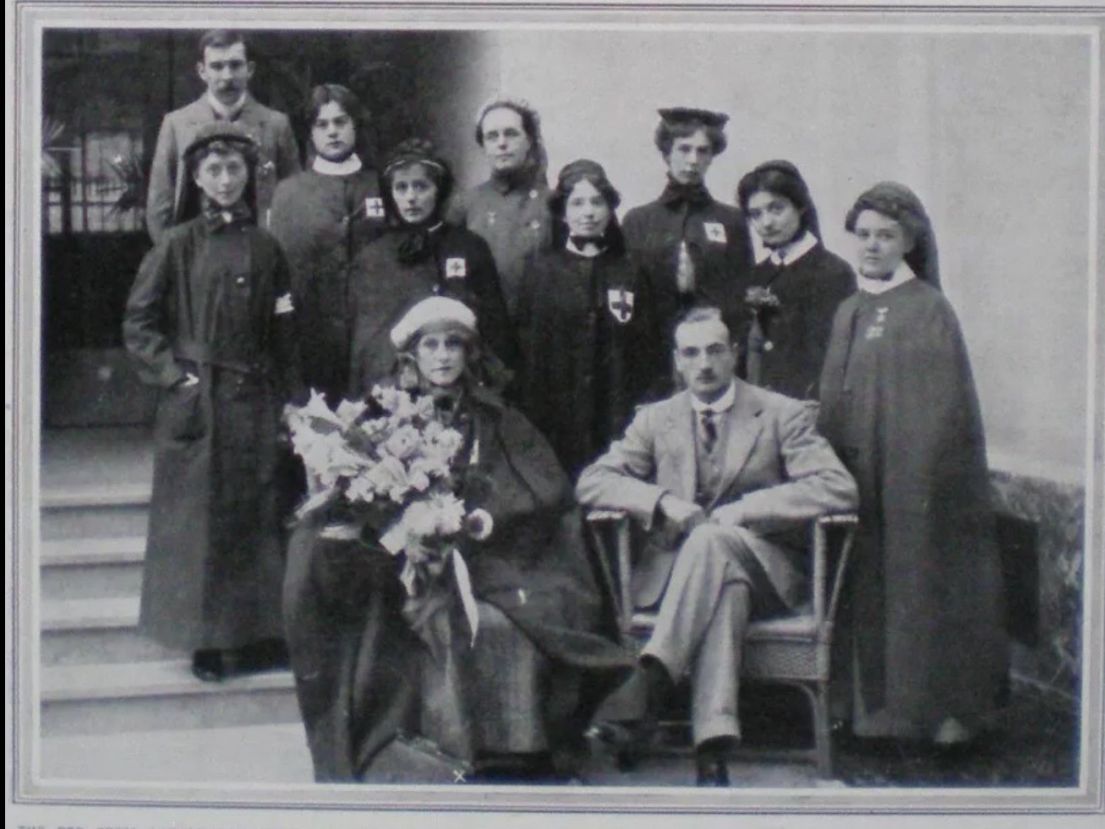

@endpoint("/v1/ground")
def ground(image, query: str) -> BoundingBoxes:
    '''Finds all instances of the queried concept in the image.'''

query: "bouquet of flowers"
[285,387,492,643]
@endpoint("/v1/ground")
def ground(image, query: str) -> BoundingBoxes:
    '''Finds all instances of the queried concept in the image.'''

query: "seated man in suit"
[575,306,858,785]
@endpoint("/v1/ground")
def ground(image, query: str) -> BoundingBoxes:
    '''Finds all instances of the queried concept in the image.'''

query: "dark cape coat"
[735,243,855,400]
[347,225,519,395]
[622,187,755,346]
[515,246,667,478]
[268,166,387,403]
[817,278,1008,738]
[283,386,633,781]
[123,215,303,650]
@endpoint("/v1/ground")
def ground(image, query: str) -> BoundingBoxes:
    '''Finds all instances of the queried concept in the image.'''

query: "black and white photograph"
[6,2,1104,828]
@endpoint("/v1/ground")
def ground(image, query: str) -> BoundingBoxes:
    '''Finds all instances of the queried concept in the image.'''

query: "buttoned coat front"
[622,194,754,344]
[576,380,858,610]
[123,216,303,650]
[446,173,552,319]
[146,96,301,243]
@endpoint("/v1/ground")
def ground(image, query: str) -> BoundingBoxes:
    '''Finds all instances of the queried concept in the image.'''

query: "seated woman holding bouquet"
[346,137,519,394]
[282,296,632,783]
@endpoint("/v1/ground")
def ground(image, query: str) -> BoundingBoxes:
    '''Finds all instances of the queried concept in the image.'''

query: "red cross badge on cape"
[445,257,467,279]
[364,197,384,219]
[703,221,727,244]
[607,288,635,323]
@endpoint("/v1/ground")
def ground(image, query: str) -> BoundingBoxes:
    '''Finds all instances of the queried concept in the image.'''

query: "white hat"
[389,296,478,350]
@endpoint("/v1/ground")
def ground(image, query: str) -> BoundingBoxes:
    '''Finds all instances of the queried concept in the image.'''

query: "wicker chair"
[585,510,858,778]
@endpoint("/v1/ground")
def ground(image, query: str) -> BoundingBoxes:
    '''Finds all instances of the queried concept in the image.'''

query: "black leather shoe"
[236,638,290,674]
[695,756,730,787]
[602,658,673,770]
[695,736,737,787]
[191,649,225,682]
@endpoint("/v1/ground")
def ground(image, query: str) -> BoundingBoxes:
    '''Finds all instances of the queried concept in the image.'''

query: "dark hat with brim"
[183,121,259,167]
[657,107,729,128]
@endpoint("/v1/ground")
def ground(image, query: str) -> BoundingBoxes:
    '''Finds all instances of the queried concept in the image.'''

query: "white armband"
[274,293,295,315]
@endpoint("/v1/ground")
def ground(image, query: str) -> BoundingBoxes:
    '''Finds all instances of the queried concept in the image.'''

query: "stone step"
[39,721,312,783]
[40,484,150,540]
[40,659,300,738]
[40,596,180,665]
[40,535,146,600]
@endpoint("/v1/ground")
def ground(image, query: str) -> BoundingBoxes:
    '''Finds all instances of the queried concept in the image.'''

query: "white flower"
[359,416,390,442]
[399,492,466,540]
[382,424,421,461]
[429,492,467,536]
[425,427,464,463]
[371,385,404,413]
[345,474,377,504]
[409,454,451,482]
[364,454,409,498]
[407,468,432,493]
[464,508,494,541]
[299,388,344,427]
[334,397,368,428]
[413,394,437,421]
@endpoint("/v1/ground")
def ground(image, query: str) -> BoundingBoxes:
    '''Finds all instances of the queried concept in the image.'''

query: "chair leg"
[814,681,833,778]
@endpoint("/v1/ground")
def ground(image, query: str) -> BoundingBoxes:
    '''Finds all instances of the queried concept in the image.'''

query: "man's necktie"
[700,409,718,455]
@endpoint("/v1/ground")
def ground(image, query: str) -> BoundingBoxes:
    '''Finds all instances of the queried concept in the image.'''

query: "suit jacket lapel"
[708,381,764,510]
[238,96,267,130]
[659,392,697,502]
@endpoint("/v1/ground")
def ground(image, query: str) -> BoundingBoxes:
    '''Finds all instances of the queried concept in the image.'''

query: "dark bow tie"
[569,235,605,251]
[659,179,712,209]
[396,222,443,265]
[202,198,252,231]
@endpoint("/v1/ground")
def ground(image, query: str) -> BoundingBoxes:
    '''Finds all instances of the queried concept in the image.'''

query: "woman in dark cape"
[283,297,632,782]
[346,138,518,396]
[735,160,854,400]
[515,159,666,478]
[123,122,303,682]
[817,182,1008,745]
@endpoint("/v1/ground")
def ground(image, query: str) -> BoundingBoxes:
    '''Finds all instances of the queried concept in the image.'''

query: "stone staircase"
[38,428,309,782]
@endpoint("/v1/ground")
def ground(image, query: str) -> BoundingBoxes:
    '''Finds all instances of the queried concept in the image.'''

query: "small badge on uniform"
[274,293,295,315]
[704,221,727,244]
[445,258,467,279]
[365,197,384,219]
[607,288,635,323]
[865,307,889,340]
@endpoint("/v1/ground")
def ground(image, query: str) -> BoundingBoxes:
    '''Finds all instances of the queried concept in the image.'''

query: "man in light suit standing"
[146,29,300,243]
[576,306,858,785]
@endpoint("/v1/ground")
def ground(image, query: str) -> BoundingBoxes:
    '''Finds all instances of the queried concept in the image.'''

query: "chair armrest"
[585,510,633,632]
[813,513,858,624]
[587,510,858,631]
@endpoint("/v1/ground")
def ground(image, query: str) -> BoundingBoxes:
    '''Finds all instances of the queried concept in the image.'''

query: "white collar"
[754,229,819,266]
[690,380,736,414]
[312,154,363,176]
[858,259,917,295]
[207,91,247,120]
[566,238,605,258]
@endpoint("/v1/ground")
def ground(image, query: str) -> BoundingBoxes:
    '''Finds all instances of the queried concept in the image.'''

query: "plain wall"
[444,26,1094,483]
